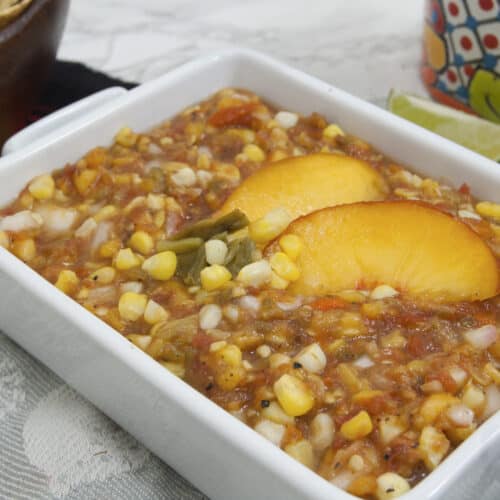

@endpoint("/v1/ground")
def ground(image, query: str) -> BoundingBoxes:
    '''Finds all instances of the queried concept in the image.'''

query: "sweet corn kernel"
[340,410,373,440]
[199,303,223,330]
[200,264,232,291]
[214,344,245,390]
[144,299,168,324]
[243,143,266,162]
[376,472,410,499]
[205,239,228,265]
[270,252,300,282]
[99,239,121,258]
[310,413,335,450]
[255,419,286,446]
[274,111,299,129]
[419,393,459,426]
[28,174,55,200]
[284,440,314,469]
[269,353,291,369]
[142,251,177,280]
[248,208,292,243]
[115,126,137,147]
[94,205,118,222]
[0,231,9,249]
[261,401,295,425]
[89,266,116,285]
[270,271,289,290]
[73,168,98,195]
[115,248,142,270]
[484,362,500,384]
[476,201,500,220]
[171,166,197,187]
[462,383,486,413]
[126,334,152,351]
[323,123,345,139]
[118,292,147,321]
[378,416,407,445]
[279,234,303,260]
[294,343,327,374]
[348,475,378,497]
[11,238,36,262]
[340,311,367,336]
[129,230,154,255]
[419,426,450,470]
[273,374,315,417]
[237,260,272,288]
[348,454,365,472]
[55,269,79,295]
[161,362,186,378]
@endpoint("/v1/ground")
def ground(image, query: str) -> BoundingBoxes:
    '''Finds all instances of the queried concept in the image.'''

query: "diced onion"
[464,325,497,349]
[446,403,474,427]
[484,384,500,418]
[353,355,375,369]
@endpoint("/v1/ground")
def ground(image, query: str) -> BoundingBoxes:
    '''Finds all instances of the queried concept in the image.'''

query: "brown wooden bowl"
[0,0,69,149]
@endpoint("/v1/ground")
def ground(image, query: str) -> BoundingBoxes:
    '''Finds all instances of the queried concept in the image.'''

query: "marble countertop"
[59,0,427,105]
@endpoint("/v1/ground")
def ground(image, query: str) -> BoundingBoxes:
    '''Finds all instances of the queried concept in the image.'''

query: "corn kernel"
[249,208,292,243]
[55,269,79,295]
[11,238,36,262]
[28,174,55,200]
[205,239,228,265]
[214,344,245,390]
[270,252,300,282]
[419,426,450,470]
[269,353,291,369]
[484,362,500,384]
[99,239,121,258]
[199,303,223,329]
[129,230,154,255]
[261,401,295,425]
[376,472,410,499]
[284,440,314,469]
[323,123,345,139]
[200,264,232,291]
[142,251,177,280]
[273,374,314,417]
[310,413,335,450]
[340,410,373,440]
[348,454,365,472]
[419,393,459,426]
[161,361,186,378]
[294,343,326,374]
[89,266,116,285]
[279,234,303,260]
[340,312,367,336]
[462,383,486,414]
[73,168,98,195]
[243,143,266,162]
[94,205,118,222]
[143,299,168,324]
[115,126,137,147]
[255,419,286,446]
[171,166,197,187]
[476,201,500,220]
[378,416,407,445]
[0,231,9,249]
[270,271,289,290]
[118,292,147,321]
[237,260,272,287]
[127,334,152,351]
[114,248,141,270]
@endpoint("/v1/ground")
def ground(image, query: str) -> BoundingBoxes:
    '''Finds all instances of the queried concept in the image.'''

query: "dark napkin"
[25,60,137,127]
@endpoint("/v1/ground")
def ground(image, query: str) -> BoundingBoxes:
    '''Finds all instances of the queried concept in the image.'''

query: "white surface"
[1,48,500,500]
[59,0,427,103]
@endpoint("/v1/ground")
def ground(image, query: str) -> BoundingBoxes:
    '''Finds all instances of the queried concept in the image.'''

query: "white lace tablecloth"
[4,0,487,499]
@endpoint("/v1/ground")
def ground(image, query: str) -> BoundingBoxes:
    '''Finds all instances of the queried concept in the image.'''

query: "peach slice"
[272,201,498,302]
[220,153,388,221]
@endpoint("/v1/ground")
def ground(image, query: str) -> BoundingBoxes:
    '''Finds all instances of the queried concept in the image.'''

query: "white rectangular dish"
[1,48,500,500]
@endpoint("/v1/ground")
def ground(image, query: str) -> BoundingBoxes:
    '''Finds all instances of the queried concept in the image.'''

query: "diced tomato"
[458,183,470,195]
[192,331,213,351]
[208,102,257,127]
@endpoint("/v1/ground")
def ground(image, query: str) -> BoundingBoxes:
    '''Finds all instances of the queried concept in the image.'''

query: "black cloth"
[25,61,137,126]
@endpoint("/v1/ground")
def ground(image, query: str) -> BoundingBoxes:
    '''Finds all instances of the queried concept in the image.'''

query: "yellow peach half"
[272,201,498,302]
[220,153,388,221]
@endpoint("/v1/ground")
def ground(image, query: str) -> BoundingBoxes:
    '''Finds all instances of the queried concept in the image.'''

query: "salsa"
[1,88,500,499]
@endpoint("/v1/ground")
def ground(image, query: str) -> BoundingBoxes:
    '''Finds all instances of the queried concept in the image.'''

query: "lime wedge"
[387,90,500,161]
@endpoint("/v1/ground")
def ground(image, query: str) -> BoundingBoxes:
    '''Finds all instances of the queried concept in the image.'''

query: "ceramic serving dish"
[1,49,500,500]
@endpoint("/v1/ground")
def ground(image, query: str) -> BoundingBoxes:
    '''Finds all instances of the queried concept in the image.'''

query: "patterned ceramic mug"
[422,0,500,123]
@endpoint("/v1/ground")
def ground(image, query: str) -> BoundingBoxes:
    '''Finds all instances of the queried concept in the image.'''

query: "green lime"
[387,90,500,162]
